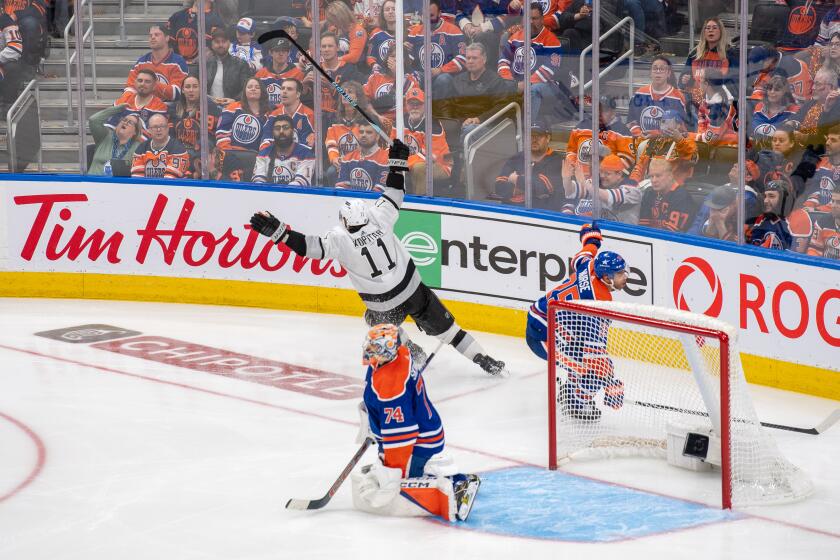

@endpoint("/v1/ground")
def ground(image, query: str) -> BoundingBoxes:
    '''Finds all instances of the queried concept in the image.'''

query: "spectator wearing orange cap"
[394,87,453,195]
[490,119,565,210]
[562,154,641,224]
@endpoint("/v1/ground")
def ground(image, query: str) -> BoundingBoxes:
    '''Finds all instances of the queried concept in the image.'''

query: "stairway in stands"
[0,0,183,173]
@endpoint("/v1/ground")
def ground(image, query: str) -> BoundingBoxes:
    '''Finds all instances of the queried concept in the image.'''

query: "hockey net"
[547,299,813,508]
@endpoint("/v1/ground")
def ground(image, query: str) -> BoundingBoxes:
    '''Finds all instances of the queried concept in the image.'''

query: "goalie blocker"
[350,324,480,522]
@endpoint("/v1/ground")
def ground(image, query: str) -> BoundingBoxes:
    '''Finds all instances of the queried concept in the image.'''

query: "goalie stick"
[257,28,391,144]
[627,399,840,436]
[285,338,447,511]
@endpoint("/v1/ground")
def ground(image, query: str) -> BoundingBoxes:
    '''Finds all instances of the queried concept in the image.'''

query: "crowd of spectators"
[3,0,837,260]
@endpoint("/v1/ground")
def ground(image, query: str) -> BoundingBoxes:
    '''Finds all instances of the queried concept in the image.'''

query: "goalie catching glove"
[250,211,289,244]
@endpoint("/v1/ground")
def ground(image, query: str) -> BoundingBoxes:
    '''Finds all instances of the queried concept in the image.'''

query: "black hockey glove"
[250,211,289,244]
[388,139,410,173]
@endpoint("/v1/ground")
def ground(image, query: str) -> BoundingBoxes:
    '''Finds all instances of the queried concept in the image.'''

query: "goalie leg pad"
[604,378,625,409]
[351,469,458,520]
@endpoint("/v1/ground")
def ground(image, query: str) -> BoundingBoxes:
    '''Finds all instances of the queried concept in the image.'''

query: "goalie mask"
[362,324,401,369]
[339,199,369,233]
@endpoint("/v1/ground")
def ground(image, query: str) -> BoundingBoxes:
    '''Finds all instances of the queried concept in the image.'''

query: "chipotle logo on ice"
[12,192,345,277]
[671,256,840,347]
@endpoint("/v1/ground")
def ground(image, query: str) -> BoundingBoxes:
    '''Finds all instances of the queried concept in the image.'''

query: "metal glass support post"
[74,1,88,174]
[88,0,98,101]
[395,0,405,140]
[312,0,323,185]
[523,0,533,209]
[197,0,210,180]
[736,0,748,244]
[117,0,128,46]
[591,0,601,219]
[423,0,433,197]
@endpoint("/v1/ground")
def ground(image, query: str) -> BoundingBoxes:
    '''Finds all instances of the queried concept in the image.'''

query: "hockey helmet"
[594,251,626,279]
[362,323,401,369]
[339,199,369,231]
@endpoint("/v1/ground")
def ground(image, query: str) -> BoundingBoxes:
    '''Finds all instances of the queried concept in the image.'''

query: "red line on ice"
[0,411,47,504]
[2,342,838,542]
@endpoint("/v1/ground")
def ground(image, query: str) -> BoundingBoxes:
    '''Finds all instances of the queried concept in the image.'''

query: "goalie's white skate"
[454,474,481,522]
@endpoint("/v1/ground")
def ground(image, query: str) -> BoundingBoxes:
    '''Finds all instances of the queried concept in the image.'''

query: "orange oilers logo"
[338,132,358,155]
[176,28,197,60]
[788,6,817,36]
[405,135,421,155]
[538,0,551,14]
[378,38,395,62]
[266,83,282,104]
[754,123,776,139]
[272,163,294,183]
[672,257,723,318]
[350,167,374,190]
[640,106,664,132]
[375,82,394,98]
[145,157,167,178]
[418,43,446,69]
[232,114,260,144]
[512,46,537,75]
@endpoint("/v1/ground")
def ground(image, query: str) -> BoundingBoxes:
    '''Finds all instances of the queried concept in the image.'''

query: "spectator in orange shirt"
[324,80,369,185]
[110,69,169,134]
[400,87,453,195]
[324,0,368,71]
[124,24,189,102]
[130,113,191,179]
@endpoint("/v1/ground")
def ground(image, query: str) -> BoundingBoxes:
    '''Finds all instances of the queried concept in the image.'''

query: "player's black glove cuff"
[386,169,406,191]
[388,139,410,173]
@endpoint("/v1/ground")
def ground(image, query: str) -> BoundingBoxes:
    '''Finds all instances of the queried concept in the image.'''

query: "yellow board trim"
[1,271,837,401]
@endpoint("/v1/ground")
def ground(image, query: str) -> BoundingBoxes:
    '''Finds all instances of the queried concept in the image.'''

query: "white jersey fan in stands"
[547,299,813,508]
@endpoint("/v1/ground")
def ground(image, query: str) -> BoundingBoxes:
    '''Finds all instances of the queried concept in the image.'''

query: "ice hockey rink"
[0,297,838,559]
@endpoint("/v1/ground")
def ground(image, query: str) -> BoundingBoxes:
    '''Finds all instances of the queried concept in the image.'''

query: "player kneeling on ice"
[250,139,507,376]
[526,223,628,421]
[351,324,480,521]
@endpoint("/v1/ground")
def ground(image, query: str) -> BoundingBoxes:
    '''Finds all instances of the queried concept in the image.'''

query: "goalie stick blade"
[257,28,290,46]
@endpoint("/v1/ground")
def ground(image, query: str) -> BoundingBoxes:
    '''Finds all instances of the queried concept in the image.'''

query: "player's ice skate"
[454,474,481,521]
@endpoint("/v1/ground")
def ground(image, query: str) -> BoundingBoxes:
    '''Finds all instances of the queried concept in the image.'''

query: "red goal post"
[547,299,813,509]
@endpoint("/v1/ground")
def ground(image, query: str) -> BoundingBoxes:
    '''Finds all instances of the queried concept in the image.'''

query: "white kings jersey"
[304,187,421,312]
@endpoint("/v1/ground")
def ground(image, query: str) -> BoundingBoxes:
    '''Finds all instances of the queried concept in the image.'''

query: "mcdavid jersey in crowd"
[318,187,423,312]
[252,142,315,185]
[363,345,444,476]
[527,236,612,344]
[130,138,191,179]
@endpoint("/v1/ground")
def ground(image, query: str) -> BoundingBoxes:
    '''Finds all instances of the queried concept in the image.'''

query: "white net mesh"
[549,299,813,508]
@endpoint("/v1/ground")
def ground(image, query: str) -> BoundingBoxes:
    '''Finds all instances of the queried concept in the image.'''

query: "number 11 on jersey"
[360,238,396,278]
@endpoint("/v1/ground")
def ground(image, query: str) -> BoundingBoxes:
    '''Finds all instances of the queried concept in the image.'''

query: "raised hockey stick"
[257,28,391,144]
[285,338,446,511]
[627,399,840,436]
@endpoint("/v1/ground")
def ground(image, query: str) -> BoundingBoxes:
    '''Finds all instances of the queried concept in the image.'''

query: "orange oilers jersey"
[807,211,840,259]
[392,117,453,176]
[325,121,360,165]
[257,64,306,108]
[0,13,22,64]
[565,127,634,174]
[335,22,368,66]
[124,50,189,102]
[130,138,191,179]
[362,346,445,477]
[109,91,168,136]
[541,0,573,29]
[364,71,421,121]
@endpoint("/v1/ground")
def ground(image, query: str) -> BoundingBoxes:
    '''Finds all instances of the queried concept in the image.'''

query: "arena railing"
[6,80,43,173]
[463,102,522,201]
[64,0,98,126]
[578,16,634,121]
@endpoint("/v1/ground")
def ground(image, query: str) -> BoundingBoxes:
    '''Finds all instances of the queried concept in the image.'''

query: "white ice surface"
[0,298,837,559]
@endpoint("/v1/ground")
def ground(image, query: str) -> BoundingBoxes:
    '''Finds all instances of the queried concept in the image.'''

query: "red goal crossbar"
[547,299,733,509]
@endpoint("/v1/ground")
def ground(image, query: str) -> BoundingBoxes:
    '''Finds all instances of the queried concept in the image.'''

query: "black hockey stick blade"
[628,399,840,436]
[257,28,290,46]
[256,27,390,143]
[285,438,374,511]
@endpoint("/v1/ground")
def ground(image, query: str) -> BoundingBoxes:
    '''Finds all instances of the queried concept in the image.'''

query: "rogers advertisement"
[1,180,838,372]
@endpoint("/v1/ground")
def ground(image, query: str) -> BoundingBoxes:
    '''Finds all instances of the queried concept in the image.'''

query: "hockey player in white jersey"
[249,139,507,375]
